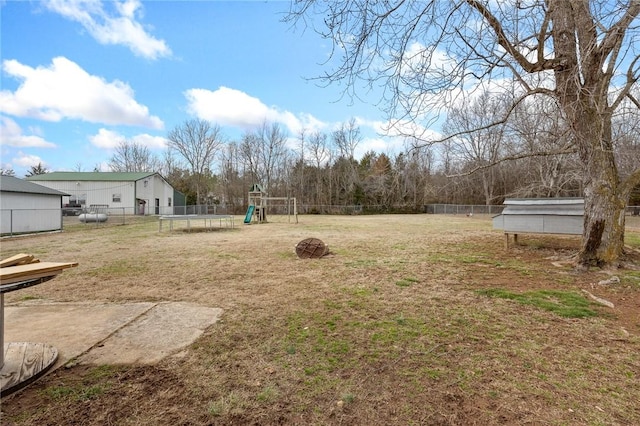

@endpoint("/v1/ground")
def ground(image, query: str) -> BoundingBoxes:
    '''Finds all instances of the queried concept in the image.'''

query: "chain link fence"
[3,203,639,236]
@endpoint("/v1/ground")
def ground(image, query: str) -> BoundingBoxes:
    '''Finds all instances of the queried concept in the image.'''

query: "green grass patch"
[277,251,297,259]
[395,277,419,287]
[208,391,245,417]
[256,385,279,402]
[620,271,640,288]
[20,295,42,301]
[344,259,377,268]
[477,288,597,318]
[42,384,107,402]
[86,365,117,381]
[625,233,640,247]
[341,392,355,404]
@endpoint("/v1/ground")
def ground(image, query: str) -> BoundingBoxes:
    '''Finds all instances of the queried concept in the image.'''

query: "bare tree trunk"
[574,115,626,267]
[550,2,629,267]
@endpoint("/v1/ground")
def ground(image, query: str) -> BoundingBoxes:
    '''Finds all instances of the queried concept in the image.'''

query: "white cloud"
[12,152,45,168]
[89,128,123,149]
[0,57,163,129]
[184,86,325,135]
[130,133,168,149]
[354,137,393,159]
[43,0,171,60]
[0,116,57,148]
[356,117,442,143]
[89,127,168,149]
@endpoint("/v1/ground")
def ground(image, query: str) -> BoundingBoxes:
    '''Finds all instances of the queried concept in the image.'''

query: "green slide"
[244,205,255,223]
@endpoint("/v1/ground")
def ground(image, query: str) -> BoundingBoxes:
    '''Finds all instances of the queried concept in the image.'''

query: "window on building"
[112,193,121,203]
[168,197,172,207]
[71,194,86,206]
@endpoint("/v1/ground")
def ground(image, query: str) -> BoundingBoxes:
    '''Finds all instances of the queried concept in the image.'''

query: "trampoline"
[158,214,235,232]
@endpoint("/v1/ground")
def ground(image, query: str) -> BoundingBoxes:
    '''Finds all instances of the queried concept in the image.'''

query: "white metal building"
[0,175,68,235]
[26,172,178,215]
[492,198,584,235]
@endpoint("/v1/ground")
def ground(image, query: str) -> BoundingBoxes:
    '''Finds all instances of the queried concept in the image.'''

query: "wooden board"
[1,342,58,396]
[0,254,38,268]
[0,271,62,287]
[0,262,78,285]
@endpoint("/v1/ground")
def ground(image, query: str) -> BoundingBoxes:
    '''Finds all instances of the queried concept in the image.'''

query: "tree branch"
[465,0,564,72]
[407,87,557,148]
[446,145,578,178]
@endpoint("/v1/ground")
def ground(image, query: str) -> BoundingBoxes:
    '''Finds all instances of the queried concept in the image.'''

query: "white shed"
[493,198,584,247]
[0,176,68,235]
[26,172,178,215]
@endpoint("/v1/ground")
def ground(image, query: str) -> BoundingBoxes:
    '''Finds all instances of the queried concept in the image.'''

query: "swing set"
[243,184,298,224]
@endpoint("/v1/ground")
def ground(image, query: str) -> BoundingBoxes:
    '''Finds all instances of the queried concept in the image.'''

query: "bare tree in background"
[331,118,363,205]
[443,91,509,205]
[240,121,289,194]
[25,162,49,177]
[287,1,640,268]
[219,142,246,212]
[167,119,224,205]
[308,130,331,206]
[333,118,362,159]
[613,92,640,188]
[508,96,581,198]
[109,140,160,173]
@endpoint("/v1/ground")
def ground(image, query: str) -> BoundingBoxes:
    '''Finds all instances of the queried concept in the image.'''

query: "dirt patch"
[0,364,212,426]
[1,214,639,425]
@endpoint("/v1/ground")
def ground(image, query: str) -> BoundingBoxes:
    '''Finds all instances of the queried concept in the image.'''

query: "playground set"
[244,184,298,224]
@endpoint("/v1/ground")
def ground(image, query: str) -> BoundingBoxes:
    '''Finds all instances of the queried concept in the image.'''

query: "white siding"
[29,180,138,212]
[135,175,175,215]
[33,174,175,215]
[1,192,62,234]
[493,198,584,235]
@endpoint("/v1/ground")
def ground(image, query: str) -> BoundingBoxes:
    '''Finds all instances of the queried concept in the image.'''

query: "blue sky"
[1,0,410,177]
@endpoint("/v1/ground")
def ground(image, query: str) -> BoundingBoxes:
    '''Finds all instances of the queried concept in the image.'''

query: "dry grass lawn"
[1,214,640,425]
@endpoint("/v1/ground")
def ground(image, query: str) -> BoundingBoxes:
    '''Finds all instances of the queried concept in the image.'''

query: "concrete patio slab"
[78,302,223,365]
[3,301,222,368]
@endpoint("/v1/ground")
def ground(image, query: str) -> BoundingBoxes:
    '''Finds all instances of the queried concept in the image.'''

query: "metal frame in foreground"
[158,215,235,232]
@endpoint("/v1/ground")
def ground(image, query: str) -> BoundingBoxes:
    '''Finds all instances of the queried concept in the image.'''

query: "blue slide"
[244,205,255,224]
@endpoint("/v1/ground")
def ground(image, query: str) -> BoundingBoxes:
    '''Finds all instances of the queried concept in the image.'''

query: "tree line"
[5,92,637,214]
[103,87,638,214]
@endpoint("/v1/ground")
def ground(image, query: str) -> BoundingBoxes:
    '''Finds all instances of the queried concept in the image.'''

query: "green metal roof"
[26,172,157,182]
[0,175,69,196]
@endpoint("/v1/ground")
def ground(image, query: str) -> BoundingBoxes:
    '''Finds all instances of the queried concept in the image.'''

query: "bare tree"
[330,118,363,205]
[507,96,582,198]
[332,118,362,159]
[443,91,509,205]
[288,1,640,268]
[613,93,640,182]
[240,121,290,194]
[109,140,160,172]
[159,149,183,180]
[0,168,16,176]
[295,128,307,200]
[396,141,436,207]
[167,119,225,205]
[219,142,245,212]
[307,131,331,206]
[25,162,49,177]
